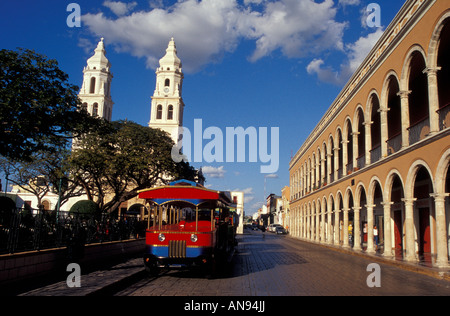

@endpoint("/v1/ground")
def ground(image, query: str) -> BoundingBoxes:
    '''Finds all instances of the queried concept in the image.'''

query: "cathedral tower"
[149,38,185,146]
[79,38,114,121]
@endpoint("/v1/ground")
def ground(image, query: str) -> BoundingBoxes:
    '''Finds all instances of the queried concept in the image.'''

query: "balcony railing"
[356,154,365,170]
[438,103,450,131]
[370,144,381,163]
[386,132,402,155]
[408,116,430,145]
[346,162,353,174]
[337,167,343,179]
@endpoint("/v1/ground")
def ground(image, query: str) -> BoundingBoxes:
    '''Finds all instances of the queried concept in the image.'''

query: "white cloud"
[307,28,384,85]
[338,0,360,6]
[103,1,137,17]
[82,0,348,73]
[346,27,384,72]
[307,58,347,86]
[202,165,226,178]
[237,0,347,62]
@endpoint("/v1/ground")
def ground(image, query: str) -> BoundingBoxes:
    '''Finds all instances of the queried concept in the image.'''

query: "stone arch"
[354,105,366,169]
[428,11,450,130]
[405,159,435,200]
[401,45,428,91]
[327,193,335,244]
[367,91,382,163]
[343,117,353,173]
[402,46,430,144]
[427,10,450,70]
[321,195,328,242]
[368,176,384,205]
[385,169,406,258]
[335,190,344,244]
[434,147,450,263]
[335,127,344,179]
[328,134,335,183]
[384,169,406,202]
[382,72,402,155]
[435,147,450,195]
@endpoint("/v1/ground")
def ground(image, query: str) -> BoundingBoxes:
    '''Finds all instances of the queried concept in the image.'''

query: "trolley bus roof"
[138,180,233,207]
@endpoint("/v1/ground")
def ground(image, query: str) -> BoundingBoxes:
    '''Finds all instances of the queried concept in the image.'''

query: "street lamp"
[4,171,9,197]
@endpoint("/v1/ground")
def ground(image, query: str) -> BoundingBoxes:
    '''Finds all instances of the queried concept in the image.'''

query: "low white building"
[11,184,87,213]
[231,191,244,234]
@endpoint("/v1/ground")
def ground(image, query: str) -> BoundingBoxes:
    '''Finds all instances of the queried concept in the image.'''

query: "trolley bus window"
[148,206,217,232]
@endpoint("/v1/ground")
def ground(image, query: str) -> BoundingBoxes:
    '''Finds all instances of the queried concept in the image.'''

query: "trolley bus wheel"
[144,258,159,277]
[205,255,217,279]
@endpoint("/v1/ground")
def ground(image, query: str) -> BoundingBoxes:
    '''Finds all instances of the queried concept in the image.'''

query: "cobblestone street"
[115,231,450,296]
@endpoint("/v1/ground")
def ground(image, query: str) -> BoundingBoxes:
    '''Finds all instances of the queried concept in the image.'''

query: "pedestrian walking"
[374,225,378,250]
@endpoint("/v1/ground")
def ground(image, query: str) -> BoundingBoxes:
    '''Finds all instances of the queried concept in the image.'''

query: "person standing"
[374,225,379,250]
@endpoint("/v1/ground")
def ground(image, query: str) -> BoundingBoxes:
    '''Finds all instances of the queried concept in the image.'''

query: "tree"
[0,48,99,162]
[69,200,101,220]
[0,150,85,210]
[69,120,202,213]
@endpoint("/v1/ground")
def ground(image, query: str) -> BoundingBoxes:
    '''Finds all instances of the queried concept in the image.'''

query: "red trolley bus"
[138,179,238,275]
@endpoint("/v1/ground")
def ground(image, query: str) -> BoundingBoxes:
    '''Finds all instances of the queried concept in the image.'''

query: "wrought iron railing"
[0,208,146,255]
[370,144,381,163]
[408,116,430,145]
[356,154,365,170]
[386,132,402,155]
[438,103,450,131]
[346,162,353,174]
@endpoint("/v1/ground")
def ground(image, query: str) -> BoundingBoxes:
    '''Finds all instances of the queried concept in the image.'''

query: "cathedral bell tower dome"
[149,38,185,147]
[159,37,182,71]
[79,38,114,121]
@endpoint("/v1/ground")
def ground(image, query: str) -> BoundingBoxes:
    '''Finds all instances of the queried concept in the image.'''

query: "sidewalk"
[18,257,145,296]
[288,236,450,282]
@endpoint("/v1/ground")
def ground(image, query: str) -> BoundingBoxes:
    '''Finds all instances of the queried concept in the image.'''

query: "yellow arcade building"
[289,0,450,268]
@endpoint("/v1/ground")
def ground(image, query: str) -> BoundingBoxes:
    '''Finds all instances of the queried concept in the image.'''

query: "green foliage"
[0,48,100,162]
[69,120,201,213]
[68,120,204,213]
[69,200,101,219]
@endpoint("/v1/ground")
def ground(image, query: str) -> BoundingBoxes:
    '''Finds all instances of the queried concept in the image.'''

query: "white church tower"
[79,38,114,121]
[149,38,185,146]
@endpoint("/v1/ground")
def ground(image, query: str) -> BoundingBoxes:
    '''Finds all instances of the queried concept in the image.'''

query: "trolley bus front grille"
[169,240,186,258]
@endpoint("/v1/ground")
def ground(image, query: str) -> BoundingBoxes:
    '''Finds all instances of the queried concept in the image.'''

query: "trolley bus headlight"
[158,233,165,242]
[190,234,198,243]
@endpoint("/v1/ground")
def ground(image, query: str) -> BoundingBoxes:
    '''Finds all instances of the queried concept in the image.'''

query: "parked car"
[267,223,282,232]
[275,226,287,235]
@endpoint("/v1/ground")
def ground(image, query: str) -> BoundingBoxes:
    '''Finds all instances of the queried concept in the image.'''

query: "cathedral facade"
[13,38,184,215]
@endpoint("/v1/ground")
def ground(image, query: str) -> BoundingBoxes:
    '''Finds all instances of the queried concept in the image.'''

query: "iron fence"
[0,207,146,255]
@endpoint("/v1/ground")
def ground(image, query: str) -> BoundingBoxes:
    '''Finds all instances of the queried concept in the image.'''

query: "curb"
[289,236,450,282]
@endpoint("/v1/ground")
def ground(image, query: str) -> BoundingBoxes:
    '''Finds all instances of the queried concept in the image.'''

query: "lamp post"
[4,171,9,197]
[56,177,62,224]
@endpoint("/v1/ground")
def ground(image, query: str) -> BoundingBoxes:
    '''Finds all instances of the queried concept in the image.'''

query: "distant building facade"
[231,191,245,234]
[289,0,450,267]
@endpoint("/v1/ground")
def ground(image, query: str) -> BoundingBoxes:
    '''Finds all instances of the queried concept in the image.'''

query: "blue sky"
[1,0,405,215]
